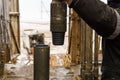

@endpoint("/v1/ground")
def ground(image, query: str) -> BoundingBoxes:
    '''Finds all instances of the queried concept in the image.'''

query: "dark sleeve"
[69,0,120,39]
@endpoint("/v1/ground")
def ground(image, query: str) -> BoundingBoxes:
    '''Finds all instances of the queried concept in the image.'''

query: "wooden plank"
[9,22,20,53]
[0,0,11,63]
[85,24,93,80]
[9,0,20,59]
[80,18,86,80]
[69,10,81,64]
[93,32,99,79]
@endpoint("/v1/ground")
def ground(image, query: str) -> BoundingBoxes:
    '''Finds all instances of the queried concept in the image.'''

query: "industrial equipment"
[50,0,67,45]
[34,44,50,80]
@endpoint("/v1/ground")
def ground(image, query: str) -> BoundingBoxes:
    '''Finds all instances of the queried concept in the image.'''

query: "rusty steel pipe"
[34,44,50,80]
[50,0,67,45]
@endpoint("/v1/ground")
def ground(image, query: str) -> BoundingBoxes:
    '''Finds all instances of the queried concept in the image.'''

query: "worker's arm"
[65,0,120,39]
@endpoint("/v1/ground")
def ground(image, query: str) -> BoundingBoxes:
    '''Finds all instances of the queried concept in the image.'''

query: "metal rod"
[34,44,50,80]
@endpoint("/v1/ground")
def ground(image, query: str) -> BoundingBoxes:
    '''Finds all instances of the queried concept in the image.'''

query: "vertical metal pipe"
[34,44,50,80]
